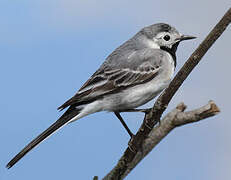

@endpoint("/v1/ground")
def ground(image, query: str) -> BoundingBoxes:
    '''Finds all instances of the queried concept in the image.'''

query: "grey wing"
[58,48,164,110]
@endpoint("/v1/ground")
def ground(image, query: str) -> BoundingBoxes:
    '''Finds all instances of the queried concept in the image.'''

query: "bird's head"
[139,23,196,50]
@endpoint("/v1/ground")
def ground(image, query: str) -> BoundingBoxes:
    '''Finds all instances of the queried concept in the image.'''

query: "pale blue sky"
[1,1,231,180]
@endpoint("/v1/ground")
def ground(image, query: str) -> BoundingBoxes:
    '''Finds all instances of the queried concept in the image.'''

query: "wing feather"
[58,49,163,110]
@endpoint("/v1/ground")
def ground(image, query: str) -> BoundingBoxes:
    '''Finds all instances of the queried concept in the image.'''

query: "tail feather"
[6,107,81,169]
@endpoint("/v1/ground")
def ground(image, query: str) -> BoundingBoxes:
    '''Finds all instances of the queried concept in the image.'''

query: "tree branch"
[103,101,220,179]
[103,7,231,180]
[122,101,220,177]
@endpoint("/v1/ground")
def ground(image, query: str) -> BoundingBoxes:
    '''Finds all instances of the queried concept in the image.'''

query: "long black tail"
[6,107,81,169]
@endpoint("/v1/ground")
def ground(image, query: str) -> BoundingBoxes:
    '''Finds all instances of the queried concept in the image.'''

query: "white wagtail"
[7,23,196,168]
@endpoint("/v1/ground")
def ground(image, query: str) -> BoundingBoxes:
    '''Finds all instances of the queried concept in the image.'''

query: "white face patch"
[155,32,169,39]
[153,32,177,49]
[146,39,160,49]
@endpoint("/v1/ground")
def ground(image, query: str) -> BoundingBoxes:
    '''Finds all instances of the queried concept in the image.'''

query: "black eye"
[163,35,170,41]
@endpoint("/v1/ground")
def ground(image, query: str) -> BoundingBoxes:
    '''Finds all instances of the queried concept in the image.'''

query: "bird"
[6,23,196,169]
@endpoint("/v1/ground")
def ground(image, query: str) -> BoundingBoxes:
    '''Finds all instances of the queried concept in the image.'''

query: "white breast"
[165,52,175,79]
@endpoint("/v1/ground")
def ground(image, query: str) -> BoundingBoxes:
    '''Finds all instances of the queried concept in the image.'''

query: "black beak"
[179,35,197,41]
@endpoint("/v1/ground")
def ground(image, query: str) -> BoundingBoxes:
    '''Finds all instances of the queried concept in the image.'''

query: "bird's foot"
[128,134,137,153]
[140,108,152,114]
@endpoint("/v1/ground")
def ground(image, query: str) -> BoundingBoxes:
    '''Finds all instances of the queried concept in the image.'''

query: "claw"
[140,108,152,114]
[128,136,137,153]
[144,119,153,130]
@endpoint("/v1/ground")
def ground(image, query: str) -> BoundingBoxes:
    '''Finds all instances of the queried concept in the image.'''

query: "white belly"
[115,75,171,109]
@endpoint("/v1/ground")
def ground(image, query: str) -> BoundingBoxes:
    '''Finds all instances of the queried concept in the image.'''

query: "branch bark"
[103,7,231,180]
[121,101,220,177]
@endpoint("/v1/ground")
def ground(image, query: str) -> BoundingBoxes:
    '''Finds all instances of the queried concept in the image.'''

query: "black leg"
[114,112,134,138]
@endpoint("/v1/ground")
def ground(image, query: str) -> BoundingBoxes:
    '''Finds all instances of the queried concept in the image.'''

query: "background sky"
[0,1,231,180]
